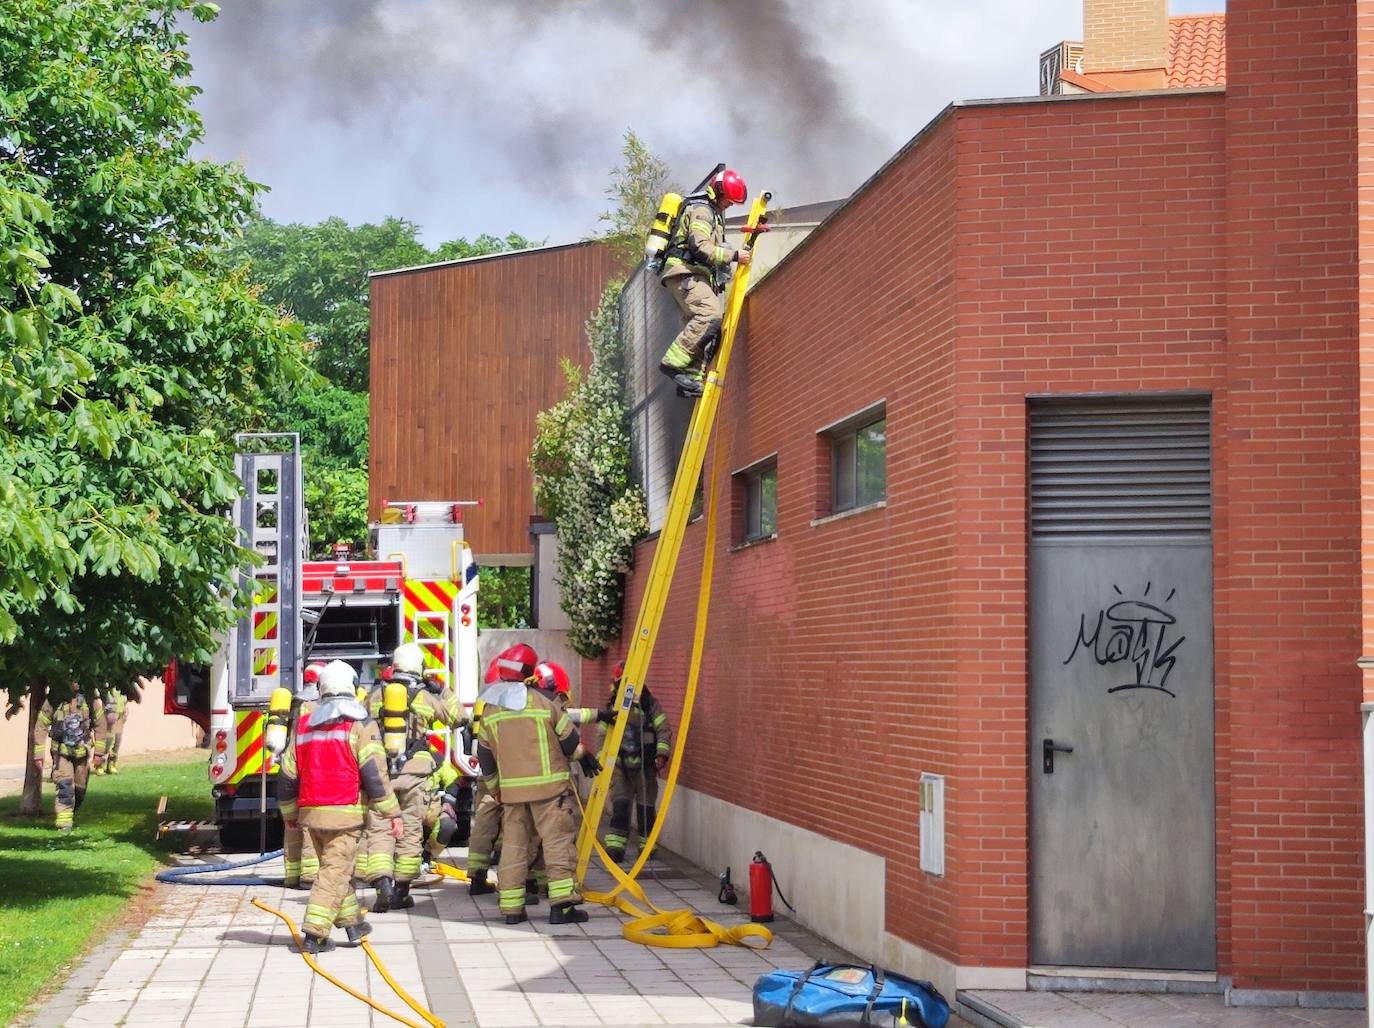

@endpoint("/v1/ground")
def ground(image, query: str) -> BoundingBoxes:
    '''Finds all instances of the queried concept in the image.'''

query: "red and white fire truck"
[165,435,483,849]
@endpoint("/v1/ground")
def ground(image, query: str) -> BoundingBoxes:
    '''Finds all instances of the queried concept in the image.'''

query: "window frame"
[818,401,887,516]
[731,453,779,547]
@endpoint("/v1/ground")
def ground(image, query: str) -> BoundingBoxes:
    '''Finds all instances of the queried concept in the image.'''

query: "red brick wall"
[951,90,1229,970]
[593,1,1363,991]
[1221,0,1362,992]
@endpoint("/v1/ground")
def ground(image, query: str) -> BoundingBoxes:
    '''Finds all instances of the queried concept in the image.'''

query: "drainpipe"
[1359,659,1374,1016]
[1366,698,1374,1014]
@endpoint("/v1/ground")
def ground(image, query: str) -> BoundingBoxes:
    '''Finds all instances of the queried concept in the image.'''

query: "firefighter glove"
[578,753,603,778]
[655,755,669,772]
[596,707,616,724]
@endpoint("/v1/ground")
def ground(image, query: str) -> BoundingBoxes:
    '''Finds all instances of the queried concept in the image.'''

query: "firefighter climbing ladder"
[573,190,774,945]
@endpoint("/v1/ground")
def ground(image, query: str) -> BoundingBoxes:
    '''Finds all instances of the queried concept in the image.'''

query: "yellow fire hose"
[575,191,772,883]
[251,898,445,1028]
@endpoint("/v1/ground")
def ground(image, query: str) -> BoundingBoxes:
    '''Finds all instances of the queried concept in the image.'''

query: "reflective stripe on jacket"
[660,199,731,282]
[476,688,580,803]
[296,713,361,809]
[280,713,399,830]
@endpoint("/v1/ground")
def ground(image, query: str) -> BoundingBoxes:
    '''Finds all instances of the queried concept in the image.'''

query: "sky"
[185,0,1225,246]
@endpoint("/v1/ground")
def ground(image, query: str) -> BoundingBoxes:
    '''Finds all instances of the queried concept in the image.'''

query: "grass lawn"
[0,753,210,1025]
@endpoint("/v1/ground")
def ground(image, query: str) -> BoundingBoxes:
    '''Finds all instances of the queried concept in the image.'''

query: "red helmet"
[529,661,571,696]
[711,169,747,205]
[302,662,328,685]
[485,643,539,684]
[613,661,625,683]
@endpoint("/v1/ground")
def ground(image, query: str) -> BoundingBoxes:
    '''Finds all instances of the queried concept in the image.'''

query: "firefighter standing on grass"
[359,642,463,913]
[467,643,541,897]
[92,683,131,776]
[278,659,401,955]
[33,682,94,833]
[601,662,672,863]
[476,659,601,925]
[657,168,750,398]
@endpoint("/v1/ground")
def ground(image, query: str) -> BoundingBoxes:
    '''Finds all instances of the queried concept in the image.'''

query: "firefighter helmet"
[529,660,571,696]
[319,659,358,698]
[392,642,424,676]
[613,661,625,683]
[485,643,539,684]
[710,169,747,206]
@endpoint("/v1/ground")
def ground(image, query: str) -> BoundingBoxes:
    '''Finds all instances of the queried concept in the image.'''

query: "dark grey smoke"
[185,1,1085,241]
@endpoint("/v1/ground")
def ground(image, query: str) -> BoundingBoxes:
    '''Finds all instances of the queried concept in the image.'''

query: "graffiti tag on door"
[1063,582,1185,697]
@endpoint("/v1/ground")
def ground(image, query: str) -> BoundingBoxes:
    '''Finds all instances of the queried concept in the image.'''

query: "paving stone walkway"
[961,989,1366,1028]
[25,848,893,1028]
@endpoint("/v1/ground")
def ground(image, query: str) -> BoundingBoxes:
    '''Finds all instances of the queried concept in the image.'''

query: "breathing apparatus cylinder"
[382,681,409,761]
[263,687,293,756]
[644,192,684,272]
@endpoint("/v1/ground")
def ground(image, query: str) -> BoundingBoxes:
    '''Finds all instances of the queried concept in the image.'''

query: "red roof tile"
[1168,14,1226,88]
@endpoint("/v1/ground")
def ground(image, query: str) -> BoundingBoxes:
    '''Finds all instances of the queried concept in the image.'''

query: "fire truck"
[165,434,483,850]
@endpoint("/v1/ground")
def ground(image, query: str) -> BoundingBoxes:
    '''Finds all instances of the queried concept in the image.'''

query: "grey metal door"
[1029,396,1216,971]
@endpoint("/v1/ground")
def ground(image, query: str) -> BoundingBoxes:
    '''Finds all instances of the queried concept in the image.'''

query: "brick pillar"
[1223,0,1363,995]
[1082,0,1168,87]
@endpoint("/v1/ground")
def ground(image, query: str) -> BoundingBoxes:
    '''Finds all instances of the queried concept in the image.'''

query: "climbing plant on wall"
[530,282,647,657]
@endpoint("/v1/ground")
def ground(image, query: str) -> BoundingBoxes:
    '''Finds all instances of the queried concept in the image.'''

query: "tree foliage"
[598,129,675,270]
[0,0,303,712]
[530,283,647,656]
[230,217,534,391]
[477,566,531,630]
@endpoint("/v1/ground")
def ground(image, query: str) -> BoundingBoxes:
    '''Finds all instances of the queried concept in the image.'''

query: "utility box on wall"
[920,772,945,877]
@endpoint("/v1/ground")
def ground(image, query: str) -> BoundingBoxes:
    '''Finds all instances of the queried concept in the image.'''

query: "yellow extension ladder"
[573,189,773,947]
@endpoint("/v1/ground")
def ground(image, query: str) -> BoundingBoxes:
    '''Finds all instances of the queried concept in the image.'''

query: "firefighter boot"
[392,882,415,910]
[549,902,589,925]
[504,910,529,926]
[372,876,395,913]
[468,869,495,896]
[344,921,373,946]
[673,369,704,398]
[524,878,540,906]
[302,934,335,955]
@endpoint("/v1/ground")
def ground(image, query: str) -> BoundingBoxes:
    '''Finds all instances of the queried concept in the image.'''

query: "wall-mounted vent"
[1029,395,1212,542]
[919,772,945,877]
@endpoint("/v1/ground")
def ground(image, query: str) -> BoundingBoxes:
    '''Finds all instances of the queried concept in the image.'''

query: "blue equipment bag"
[753,961,951,1028]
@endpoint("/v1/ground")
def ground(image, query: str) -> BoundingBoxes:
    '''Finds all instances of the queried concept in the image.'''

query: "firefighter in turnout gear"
[359,642,464,912]
[33,683,94,832]
[468,643,540,897]
[92,683,131,775]
[476,660,601,925]
[601,662,673,863]
[274,662,326,889]
[658,168,750,398]
[278,660,401,955]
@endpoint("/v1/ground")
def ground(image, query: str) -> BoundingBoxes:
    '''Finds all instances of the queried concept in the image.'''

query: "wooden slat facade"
[369,241,619,558]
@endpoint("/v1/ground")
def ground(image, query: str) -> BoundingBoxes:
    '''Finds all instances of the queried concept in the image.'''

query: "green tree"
[0,0,303,813]
[230,217,534,391]
[598,129,675,269]
[477,566,531,629]
[530,284,647,656]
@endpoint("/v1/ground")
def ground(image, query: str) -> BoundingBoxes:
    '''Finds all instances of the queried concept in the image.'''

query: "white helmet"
[392,642,424,676]
[319,660,358,698]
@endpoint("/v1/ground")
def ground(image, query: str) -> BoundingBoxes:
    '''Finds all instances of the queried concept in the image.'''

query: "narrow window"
[732,456,778,545]
[829,412,886,514]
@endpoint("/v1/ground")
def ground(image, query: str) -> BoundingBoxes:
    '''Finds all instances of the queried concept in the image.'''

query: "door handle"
[1042,738,1074,774]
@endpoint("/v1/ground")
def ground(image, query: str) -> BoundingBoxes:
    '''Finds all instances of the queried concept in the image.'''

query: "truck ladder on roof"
[229,433,305,708]
[575,190,772,881]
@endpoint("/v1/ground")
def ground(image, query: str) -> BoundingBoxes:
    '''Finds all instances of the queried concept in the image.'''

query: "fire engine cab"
[165,435,483,850]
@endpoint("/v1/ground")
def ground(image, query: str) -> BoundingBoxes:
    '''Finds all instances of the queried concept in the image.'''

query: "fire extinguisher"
[750,851,796,923]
